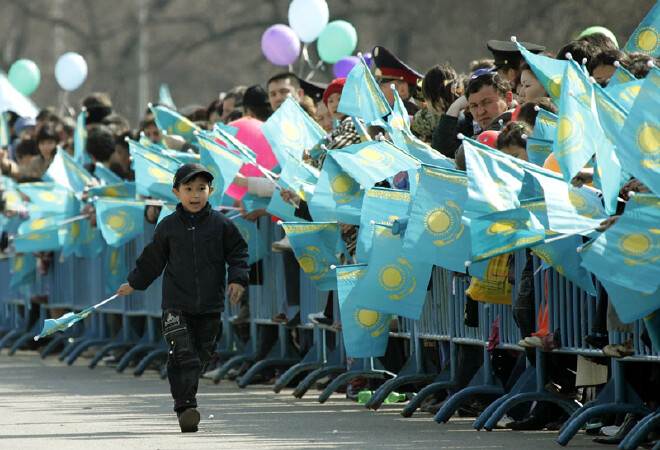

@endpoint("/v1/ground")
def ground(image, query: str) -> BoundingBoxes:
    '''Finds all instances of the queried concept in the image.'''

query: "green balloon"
[317,20,358,64]
[8,59,41,96]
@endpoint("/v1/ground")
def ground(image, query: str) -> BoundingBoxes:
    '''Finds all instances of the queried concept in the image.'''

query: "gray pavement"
[1,352,603,450]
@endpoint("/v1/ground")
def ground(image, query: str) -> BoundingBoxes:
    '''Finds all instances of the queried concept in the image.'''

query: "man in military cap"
[487,40,545,92]
[372,45,423,115]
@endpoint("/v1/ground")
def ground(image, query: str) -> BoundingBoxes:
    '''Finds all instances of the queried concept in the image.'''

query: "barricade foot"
[292,365,347,399]
[40,334,69,358]
[318,371,389,404]
[8,330,41,355]
[237,358,299,388]
[273,361,323,393]
[433,385,504,424]
[133,348,168,376]
[58,338,81,361]
[212,354,254,383]
[482,391,580,431]
[116,344,157,373]
[65,338,110,365]
[619,409,660,450]
[556,403,650,446]
[89,342,135,369]
[366,374,436,410]
[401,378,456,418]
[0,328,23,350]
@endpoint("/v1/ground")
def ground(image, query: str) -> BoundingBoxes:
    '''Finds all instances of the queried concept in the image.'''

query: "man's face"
[221,97,236,122]
[468,85,509,130]
[267,78,301,111]
[173,177,214,214]
[144,124,162,143]
[379,79,410,106]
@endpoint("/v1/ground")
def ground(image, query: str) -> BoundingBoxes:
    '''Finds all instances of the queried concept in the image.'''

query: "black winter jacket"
[127,203,249,314]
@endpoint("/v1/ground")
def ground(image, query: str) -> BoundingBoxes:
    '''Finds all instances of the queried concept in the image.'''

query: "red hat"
[322,77,346,105]
[477,130,500,148]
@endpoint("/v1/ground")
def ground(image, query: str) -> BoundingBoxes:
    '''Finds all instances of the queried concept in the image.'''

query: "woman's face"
[518,70,546,103]
[38,139,57,160]
[326,92,341,118]
[501,144,528,161]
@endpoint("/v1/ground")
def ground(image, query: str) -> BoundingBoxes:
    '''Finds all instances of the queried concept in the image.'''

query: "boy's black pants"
[162,310,221,412]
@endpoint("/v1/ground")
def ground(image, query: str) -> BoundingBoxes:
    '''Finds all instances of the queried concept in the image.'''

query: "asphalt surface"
[0,352,605,450]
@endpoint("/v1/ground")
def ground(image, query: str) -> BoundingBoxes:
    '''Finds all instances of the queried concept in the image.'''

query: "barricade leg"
[89,342,134,369]
[317,358,392,404]
[400,374,456,417]
[40,334,70,358]
[64,314,112,365]
[237,324,299,388]
[291,332,346,398]
[8,305,47,355]
[116,316,160,373]
[619,409,660,450]
[133,347,168,376]
[273,337,324,393]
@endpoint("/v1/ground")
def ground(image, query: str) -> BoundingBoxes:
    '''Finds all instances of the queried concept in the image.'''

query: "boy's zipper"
[189,225,202,310]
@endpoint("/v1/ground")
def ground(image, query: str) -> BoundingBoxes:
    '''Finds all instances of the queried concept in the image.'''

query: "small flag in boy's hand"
[33,295,119,341]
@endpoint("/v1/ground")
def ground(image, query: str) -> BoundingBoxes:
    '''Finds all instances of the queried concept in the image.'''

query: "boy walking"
[117,163,249,432]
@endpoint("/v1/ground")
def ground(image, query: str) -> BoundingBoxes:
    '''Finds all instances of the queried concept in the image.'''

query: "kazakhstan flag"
[150,104,200,143]
[94,162,123,185]
[95,198,145,247]
[9,253,36,289]
[580,193,659,294]
[530,108,558,143]
[606,79,643,111]
[338,59,392,124]
[130,141,178,202]
[18,182,79,218]
[87,181,136,199]
[599,278,659,324]
[308,157,364,225]
[73,109,90,166]
[44,149,95,193]
[329,140,419,190]
[516,40,568,102]
[607,64,637,88]
[335,264,390,358]
[281,222,342,291]
[352,224,433,320]
[623,1,660,56]
[72,219,106,258]
[14,216,65,253]
[526,137,553,167]
[197,132,244,204]
[356,187,411,263]
[232,216,268,265]
[266,191,298,223]
[403,164,471,273]
[105,245,128,295]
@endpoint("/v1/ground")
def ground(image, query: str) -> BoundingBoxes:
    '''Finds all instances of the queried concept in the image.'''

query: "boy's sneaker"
[178,408,200,433]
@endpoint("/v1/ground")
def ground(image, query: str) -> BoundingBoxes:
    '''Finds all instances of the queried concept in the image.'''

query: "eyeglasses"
[470,68,497,80]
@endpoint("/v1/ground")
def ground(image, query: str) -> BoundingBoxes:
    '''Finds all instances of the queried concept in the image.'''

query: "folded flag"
[93,162,123,185]
[73,109,91,166]
[335,264,390,358]
[530,108,558,142]
[266,191,298,223]
[158,83,176,109]
[87,181,136,199]
[526,137,553,167]
[623,1,660,56]
[105,245,128,295]
[150,104,200,143]
[338,58,392,124]
[129,140,178,202]
[197,132,244,205]
[232,216,268,265]
[18,182,79,218]
[308,157,364,225]
[9,253,36,289]
[44,149,95,193]
[95,198,145,247]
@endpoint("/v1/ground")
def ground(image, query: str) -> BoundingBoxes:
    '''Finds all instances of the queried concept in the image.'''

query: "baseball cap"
[173,163,214,188]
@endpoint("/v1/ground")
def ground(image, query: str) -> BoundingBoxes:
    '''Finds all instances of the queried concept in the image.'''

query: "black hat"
[298,78,328,103]
[487,40,545,68]
[173,163,214,188]
[372,46,423,85]
[243,85,269,108]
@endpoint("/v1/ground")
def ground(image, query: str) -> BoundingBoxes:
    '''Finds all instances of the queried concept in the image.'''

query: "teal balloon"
[317,20,358,64]
[8,59,41,96]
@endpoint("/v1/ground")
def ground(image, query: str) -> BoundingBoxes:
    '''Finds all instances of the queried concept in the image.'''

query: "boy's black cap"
[173,163,214,187]
[487,40,545,68]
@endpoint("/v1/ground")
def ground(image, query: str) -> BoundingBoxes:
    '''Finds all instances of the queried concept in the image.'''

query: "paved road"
[1,352,603,450]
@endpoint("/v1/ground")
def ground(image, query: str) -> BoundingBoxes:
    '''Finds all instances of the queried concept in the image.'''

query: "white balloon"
[55,52,88,91]
[288,0,329,43]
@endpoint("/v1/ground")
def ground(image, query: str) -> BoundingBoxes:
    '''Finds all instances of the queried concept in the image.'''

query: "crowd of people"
[1,21,658,443]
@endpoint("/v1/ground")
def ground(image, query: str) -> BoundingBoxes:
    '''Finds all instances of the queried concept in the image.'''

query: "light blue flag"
[44,149,95,193]
[600,278,659,324]
[469,207,545,263]
[157,204,175,225]
[623,1,660,56]
[130,141,178,202]
[197,133,244,205]
[613,68,660,195]
[338,59,392,124]
[593,83,628,144]
[403,164,470,273]
[262,97,325,163]
[232,216,268,265]
[387,85,411,133]
[129,139,181,172]
[308,157,364,225]
[607,64,637,88]
[356,187,411,263]
[606,79,643,111]
[352,224,433,319]
[87,182,136,199]
[215,122,239,137]
[105,245,128,295]
[73,219,105,258]
[150,104,200,143]
[266,191,298,222]
[516,40,568,101]
[18,182,79,218]
[241,193,270,213]
[158,83,176,109]
[580,193,659,294]
[95,198,145,247]
[281,222,342,291]
[212,125,258,165]
[14,216,65,253]
[73,110,90,166]
[59,218,85,260]
[94,162,123,185]
[463,137,525,217]
[389,125,454,168]
[277,160,319,201]
[526,137,553,167]
[9,253,36,289]
[329,140,419,190]
[335,264,390,358]
[530,108,558,142]
[522,198,597,295]
[0,112,10,149]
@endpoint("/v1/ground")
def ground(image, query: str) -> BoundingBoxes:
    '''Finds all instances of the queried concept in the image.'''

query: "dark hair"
[15,139,39,160]
[266,72,301,89]
[82,92,113,124]
[35,123,58,144]
[497,121,531,150]
[36,107,60,124]
[206,99,223,119]
[627,52,658,78]
[577,32,619,53]
[101,113,130,135]
[556,40,599,67]
[139,118,158,131]
[587,49,630,74]
[86,124,115,163]
[421,64,458,113]
[174,173,213,189]
[516,98,558,127]
[466,72,511,98]
[225,110,243,123]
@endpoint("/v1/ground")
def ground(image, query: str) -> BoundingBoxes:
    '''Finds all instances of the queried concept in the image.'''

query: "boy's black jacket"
[127,203,249,314]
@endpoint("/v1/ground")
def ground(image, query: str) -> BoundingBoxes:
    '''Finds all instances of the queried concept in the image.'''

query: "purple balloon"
[261,24,301,66]
[333,56,360,78]
[362,52,373,68]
